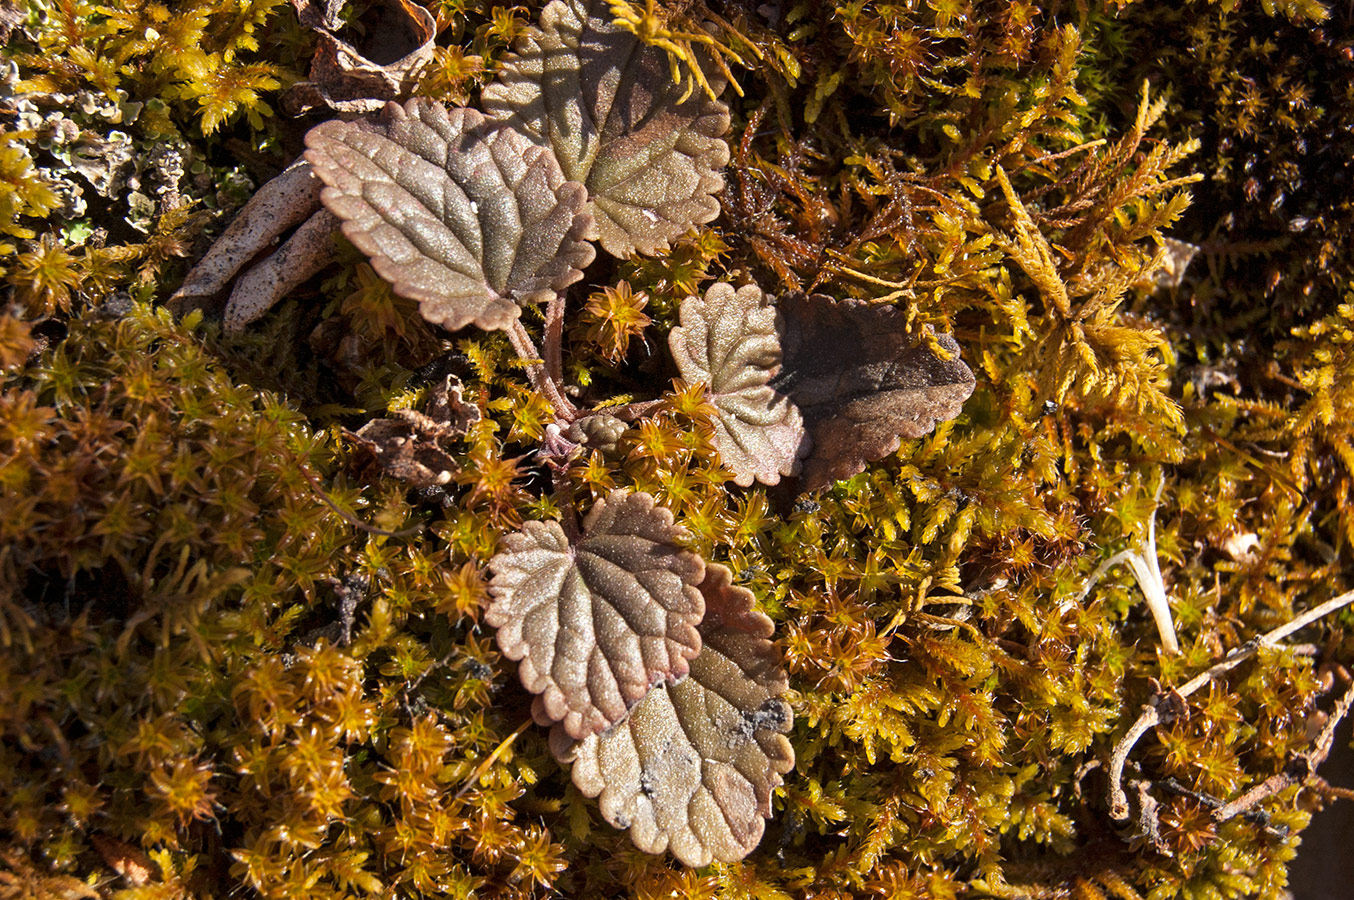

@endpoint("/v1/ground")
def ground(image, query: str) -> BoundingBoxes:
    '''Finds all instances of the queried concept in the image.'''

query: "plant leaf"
[668,283,806,486]
[172,161,322,304]
[552,563,794,867]
[487,490,705,739]
[773,293,976,491]
[223,209,339,334]
[304,99,596,333]
[481,0,730,257]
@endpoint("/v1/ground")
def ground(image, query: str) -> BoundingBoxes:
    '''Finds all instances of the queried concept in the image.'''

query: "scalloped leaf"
[773,293,976,491]
[552,563,794,867]
[487,490,706,739]
[304,99,596,333]
[481,0,730,257]
[669,283,806,486]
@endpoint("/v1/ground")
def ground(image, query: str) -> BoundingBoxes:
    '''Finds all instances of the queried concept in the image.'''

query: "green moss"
[2,0,1353,898]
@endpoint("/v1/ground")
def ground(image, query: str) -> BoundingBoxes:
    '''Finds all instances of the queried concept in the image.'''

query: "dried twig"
[1106,588,1354,822]
[1158,777,1284,836]
[1211,677,1354,824]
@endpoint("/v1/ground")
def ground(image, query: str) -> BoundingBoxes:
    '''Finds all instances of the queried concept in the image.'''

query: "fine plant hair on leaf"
[771,293,976,492]
[552,563,794,867]
[487,490,706,739]
[668,283,807,486]
[304,99,597,333]
[481,0,730,257]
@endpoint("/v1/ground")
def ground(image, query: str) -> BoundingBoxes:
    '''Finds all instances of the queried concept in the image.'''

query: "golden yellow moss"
[2,0,1353,898]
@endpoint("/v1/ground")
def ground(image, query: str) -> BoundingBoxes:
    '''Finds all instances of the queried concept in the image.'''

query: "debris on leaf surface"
[551,563,794,866]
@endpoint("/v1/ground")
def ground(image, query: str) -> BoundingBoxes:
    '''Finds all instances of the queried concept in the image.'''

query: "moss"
[2,0,1353,898]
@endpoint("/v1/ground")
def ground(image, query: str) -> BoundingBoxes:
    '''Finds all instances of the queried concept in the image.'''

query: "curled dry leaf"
[552,563,794,867]
[487,490,705,738]
[1137,236,1201,292]
[481,0,730,257]
[772,293,976,491]
[224,208,339,334]
[285,0,436,116]
[669,283,806,486]
[172,161,326,327]
[346,375,481,489]
[305,99,597,333]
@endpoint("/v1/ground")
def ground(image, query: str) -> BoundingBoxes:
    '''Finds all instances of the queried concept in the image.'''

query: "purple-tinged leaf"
[552,563,794,866]
[487,490,705,739]
[304,99,596,333]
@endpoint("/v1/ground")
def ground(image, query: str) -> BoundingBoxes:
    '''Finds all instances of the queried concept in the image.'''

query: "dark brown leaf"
[487,490,705,738]
[304,99,596,333]
[773,293,976,491]
[285,0,436,115]
[481,0,730,257]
